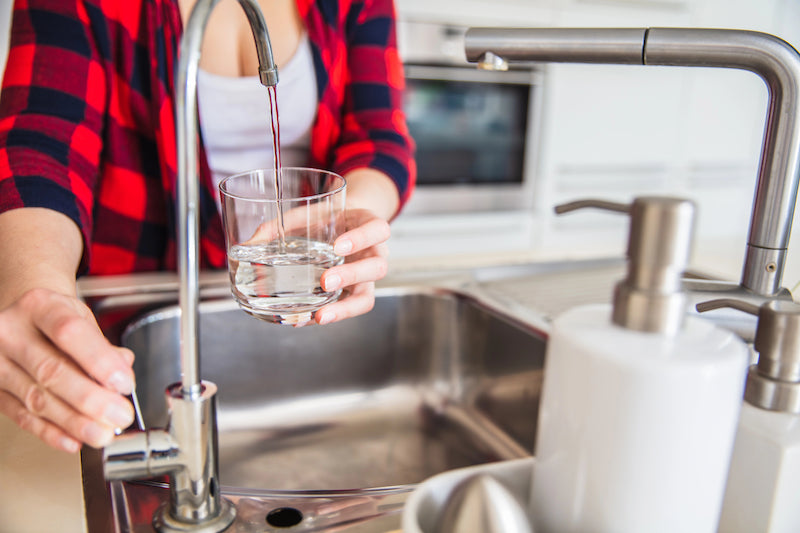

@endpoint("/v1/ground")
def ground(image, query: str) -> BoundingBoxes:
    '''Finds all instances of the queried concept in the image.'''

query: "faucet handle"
[697,298,800,413]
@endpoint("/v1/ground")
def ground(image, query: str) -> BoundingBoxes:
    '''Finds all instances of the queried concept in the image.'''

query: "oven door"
[402,63,541,214]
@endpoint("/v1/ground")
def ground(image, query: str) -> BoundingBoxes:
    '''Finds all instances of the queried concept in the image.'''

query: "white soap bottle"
[699,299,800,533]
[529,197,750,533]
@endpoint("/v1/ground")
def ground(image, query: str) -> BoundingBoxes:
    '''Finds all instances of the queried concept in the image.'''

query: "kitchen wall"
[392,0,800,291]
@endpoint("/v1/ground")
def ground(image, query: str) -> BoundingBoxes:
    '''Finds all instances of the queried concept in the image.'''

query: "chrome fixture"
[556,197,696,336]
[102,0,278,531]
[465,27,800,298]
[698,298,800,414]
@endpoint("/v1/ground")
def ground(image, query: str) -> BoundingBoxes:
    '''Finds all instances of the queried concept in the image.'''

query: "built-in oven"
[397,20,543,215]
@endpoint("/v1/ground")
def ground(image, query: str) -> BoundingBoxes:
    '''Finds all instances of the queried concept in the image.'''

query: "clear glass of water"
[219,167,346,325]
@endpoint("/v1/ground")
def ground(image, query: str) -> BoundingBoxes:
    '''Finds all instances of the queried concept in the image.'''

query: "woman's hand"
[315,208,391,325]
[311,168,400,325]
[0,290,137,452]
[0,208,136,453]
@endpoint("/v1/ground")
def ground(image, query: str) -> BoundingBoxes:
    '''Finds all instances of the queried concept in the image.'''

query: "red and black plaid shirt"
[0,0,416,275]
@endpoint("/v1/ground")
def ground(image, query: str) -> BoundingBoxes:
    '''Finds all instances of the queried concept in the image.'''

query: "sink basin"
[121,286,546,491]
[78,261,632,531]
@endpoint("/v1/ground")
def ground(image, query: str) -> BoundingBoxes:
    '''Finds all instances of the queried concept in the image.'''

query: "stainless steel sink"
[78,261,631,532]
[122,286,546,492]
[77,258,726,531]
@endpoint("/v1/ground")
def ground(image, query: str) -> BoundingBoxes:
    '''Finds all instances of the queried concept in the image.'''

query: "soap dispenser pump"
[530,197,750,533]
[697,298,800,533]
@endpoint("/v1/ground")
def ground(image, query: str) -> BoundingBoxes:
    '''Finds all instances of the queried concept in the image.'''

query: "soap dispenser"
[530,197,750,533]
[697,298,800,533]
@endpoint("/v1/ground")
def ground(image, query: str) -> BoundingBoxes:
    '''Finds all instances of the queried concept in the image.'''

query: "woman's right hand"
[0,208,136,453]
[0,288,136,453]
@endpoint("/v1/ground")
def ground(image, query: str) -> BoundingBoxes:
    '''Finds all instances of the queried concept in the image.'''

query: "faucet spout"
[103,1,279,531]
[176,0,277,398]
[466,27,800,297]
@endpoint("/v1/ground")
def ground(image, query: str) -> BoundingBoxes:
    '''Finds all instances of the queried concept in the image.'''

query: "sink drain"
[266,507,304,528]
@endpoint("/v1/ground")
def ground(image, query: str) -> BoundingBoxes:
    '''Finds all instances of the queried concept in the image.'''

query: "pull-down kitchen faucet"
[102,0,278,531]
[465,27,800,299]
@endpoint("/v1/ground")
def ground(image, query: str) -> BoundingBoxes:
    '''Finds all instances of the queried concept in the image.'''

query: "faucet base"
[154,498,236,533]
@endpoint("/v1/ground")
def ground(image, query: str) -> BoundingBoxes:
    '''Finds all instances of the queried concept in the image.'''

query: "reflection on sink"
[122,287,546,491]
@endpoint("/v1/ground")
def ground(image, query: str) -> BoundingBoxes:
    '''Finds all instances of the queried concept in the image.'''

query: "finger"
[0,390,82,453]
[333,218,391,257]
[346,242,389,263]
[0,353,128,447]
[56,296,136,367]
[321,256,389,293]
[117,346,135,366]
[316,282,376,325]
[19,290,135,394]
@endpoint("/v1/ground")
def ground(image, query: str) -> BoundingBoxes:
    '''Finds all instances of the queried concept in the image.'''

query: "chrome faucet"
[465,27,800,299]
[102,1,278,531]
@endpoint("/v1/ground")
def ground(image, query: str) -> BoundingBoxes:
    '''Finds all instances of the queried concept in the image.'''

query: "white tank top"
[197,34,317,201]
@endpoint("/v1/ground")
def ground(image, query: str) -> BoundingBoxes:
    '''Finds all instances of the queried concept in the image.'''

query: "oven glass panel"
[404,76,529,185]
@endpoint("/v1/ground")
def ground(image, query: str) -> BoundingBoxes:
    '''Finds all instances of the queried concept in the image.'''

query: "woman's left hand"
[315,208,391,325]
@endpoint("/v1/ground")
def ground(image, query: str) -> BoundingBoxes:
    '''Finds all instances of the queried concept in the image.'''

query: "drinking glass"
[219,167,347,325]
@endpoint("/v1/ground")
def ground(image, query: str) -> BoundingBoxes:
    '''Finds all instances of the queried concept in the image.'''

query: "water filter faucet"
[466,27,800,298]
[102,1,278,531]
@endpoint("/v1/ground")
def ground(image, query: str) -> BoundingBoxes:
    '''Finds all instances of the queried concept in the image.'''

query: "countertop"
[0,416,86,533]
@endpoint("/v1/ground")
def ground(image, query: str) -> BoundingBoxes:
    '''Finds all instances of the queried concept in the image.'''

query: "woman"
[0,0,415,453]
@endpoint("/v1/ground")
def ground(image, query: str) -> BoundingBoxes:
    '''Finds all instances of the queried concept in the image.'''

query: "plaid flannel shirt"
[0,0,415,275]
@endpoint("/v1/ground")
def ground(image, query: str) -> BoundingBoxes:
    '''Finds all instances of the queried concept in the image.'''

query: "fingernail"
[84,423,114,448]
[318,311,336,325]
[61,437,81,454]
[104,403,134,429]
[108,371,134,395]
[117,347,135,365]
[334,239,352,255]
[324,275,341,291]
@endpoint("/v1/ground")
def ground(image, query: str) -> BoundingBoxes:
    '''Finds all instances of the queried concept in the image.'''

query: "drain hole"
[266,507,303,528]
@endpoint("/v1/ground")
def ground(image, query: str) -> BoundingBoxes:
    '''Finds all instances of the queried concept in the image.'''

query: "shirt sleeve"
[329,0,416,211]
[0,0,107,273]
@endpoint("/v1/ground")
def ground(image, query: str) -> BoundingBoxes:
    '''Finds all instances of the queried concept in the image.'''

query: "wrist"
[342,168,400,221]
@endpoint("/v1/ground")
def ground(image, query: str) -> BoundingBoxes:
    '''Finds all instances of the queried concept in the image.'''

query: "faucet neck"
[156,0,279,528]
[175,0,278,396]
[644,28,800,296]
